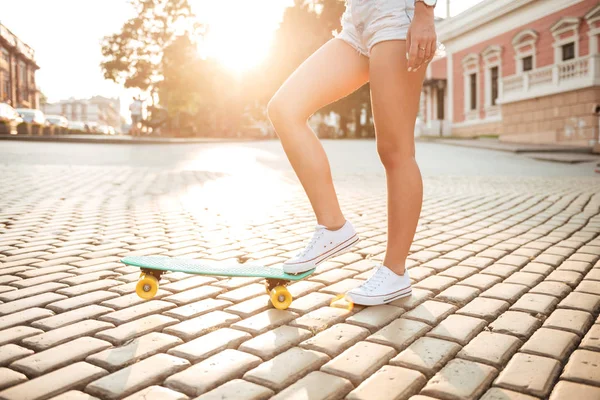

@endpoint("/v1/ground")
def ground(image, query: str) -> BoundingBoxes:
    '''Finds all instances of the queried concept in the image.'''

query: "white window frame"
[551,17,580,63]
[482,45,502,116]
[512,29,538,73]
[462,53,479,121]
[585,4,600,55]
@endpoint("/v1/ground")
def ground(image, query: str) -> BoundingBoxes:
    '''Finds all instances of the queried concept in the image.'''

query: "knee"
[267,94,305,130]
[377,142,415,170]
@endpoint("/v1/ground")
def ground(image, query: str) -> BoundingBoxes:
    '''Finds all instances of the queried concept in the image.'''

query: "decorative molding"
[586,3,600,55]
[550,16,581,37]
[512,29,539,47]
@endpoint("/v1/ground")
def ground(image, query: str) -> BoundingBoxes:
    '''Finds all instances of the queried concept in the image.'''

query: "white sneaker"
[283,220,359,274]
[345,265,412,305]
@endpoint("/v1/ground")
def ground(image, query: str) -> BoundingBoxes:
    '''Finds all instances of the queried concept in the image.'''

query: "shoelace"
[361,266,388,291]
[297,225,326,257]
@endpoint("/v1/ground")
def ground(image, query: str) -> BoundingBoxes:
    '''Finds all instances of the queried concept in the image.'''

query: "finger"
[406,29,412,63]
[412,42,425,71]
[408,40,420,71]
[424,38,434,61]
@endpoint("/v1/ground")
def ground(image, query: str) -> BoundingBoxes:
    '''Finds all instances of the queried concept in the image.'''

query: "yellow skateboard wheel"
[136,274,159,300]
[270,286,293,310]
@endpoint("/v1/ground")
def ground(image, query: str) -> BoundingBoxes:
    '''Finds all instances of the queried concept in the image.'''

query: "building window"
[469,73,477,110]
[522,56,533,72]
[1,48,9,65]
[490,66,498,106]
[551,17,579,64]
[585,4,600,56]
[561,42,575,61]
[2,72,9,102]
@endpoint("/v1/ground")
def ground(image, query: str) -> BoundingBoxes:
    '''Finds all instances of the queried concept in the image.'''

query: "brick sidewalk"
[0,165,599,400]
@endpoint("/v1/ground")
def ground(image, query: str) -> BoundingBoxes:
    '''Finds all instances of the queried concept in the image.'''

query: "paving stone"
[346,365,426,400]
[575,280,600,295]
[217,283,265,302]
[287,292,335,314]
[490,311,542,340]
[11,336,111,377]
[96,314,179,345]
[543,309,593,336]
[0,344,34,367]
[560,349,600,387]
[504,272,545,288]
[367,318,430,351]
[346,305,404,332]
[457,297,510,322]
[287,280,325,298]
[457,331,522,368]
[0,283,68,302]
[480,387,539,400]
[121,386,187,400]
[168,327,250,362]
[231,309,298,335]
[165,349,261,397]
[0,292,66,316]
[239,325,311,360]
[32,305,111,330]
[421,359,498,400]
[299,323,370,358]
[10,273,75,289]
[0,367,27,391]
[389,288,433,310]
[460,274,502,291]
[164,298,231,320]
[402,301,457,326]
[390,336,460,378]
[193,379,273,400]
[494,353,562,397]
[320,341,394,386]
[481,283,529,303]
[161,285,224,305]
[481,264,519,279]
[99,300,175,324]
[510,293,559,315]
[558,292,600,313]
[223,294,271,318]
[558,260,593,274]
[86,353,189,400]
[546,270,583,288]
[0,362,107,400]
[319,278,363,295]
[413,276,457,294]
[520,328,578,360]
[521,262,553,275]
[548,380,600,400]
[0,326,43,346]
[435,285,480,307]
[290,307,350,333]
[422,258,459,271]
[244,347,329,390]
[47,291,120,313]
[270,371,352,400]
[86,332,182,371]
[164,311,240,341]
[460,256,495,270]
[580,324,600,351]
[22,320,114,351]
[427,314,487,345]
[530,281,572,299]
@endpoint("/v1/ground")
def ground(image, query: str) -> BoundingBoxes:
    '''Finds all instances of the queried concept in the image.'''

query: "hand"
[406,2,437,72]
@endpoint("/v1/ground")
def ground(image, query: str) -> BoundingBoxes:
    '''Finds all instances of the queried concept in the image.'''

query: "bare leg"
[268,39,369,229]
[369,40,427,275]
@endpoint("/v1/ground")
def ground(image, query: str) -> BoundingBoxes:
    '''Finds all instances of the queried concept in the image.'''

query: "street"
[0,139,599,400]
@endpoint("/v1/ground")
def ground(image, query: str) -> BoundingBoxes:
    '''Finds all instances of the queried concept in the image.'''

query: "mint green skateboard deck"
[121,256,315,309]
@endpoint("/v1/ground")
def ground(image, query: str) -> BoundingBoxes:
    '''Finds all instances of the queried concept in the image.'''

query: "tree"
[100,0,199,95]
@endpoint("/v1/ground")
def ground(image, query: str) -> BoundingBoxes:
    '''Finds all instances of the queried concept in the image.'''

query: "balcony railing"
[500,54,600,104]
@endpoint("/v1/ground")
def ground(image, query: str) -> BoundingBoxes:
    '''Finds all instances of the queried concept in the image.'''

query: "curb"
[0,134,269,145]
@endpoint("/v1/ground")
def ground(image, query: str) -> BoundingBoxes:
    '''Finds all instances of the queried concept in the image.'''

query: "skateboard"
[120,256,315,310]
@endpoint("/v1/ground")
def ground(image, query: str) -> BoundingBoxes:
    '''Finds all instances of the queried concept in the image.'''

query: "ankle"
[384,263,406,276]
[319,219,346,231]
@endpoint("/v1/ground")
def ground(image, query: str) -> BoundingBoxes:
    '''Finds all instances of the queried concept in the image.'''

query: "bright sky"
[1,0,483,116]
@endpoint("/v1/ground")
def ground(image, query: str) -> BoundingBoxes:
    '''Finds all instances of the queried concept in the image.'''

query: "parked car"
[45,115,69,128]
[97,125,116,135]
[0,103,23,135]
[16,108,46,135]
[68,121,89,133]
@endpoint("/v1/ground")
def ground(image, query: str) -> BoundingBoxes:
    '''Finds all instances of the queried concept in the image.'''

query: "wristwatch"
[416,0,437,7]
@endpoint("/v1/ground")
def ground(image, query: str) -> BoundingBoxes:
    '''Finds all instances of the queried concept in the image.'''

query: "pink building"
[422,0,600,147]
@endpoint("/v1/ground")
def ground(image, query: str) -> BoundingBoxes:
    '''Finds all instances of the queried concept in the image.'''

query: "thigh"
[272,38,370,119]
[369,40,427,156]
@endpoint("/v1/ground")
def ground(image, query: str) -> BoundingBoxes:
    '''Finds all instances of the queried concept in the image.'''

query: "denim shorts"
[337,0,415,57]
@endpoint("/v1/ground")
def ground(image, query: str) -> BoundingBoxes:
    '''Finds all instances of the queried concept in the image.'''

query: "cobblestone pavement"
[0,141,599,400]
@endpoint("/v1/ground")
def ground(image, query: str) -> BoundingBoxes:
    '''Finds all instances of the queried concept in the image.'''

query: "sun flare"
[192,0,292,73]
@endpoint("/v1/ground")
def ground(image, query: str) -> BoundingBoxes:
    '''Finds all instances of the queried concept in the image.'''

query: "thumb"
[406,30,411,60]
